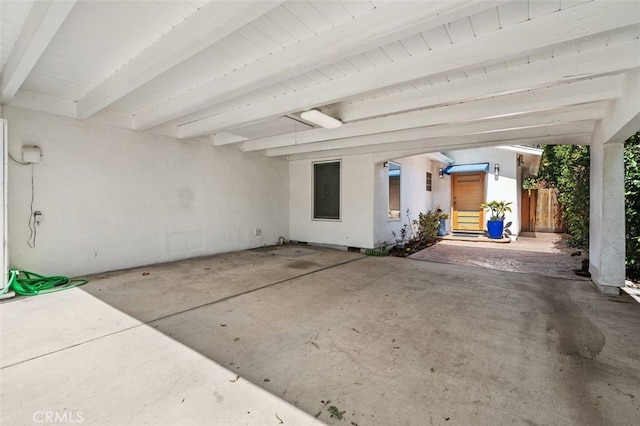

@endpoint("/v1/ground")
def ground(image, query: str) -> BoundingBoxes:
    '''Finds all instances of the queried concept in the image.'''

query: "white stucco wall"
[290,153,434,249]
[289,154,374,248]
[4,107,289,276]
[373,155,434,247]
[444,147,520,235]
[431,160,452,232]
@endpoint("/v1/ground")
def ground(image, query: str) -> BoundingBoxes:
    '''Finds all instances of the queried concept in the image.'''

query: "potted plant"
[481,200,512,239]
[435,206,449,237]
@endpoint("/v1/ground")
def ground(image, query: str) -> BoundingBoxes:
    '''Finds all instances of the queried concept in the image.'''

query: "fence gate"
[521,188,564,233]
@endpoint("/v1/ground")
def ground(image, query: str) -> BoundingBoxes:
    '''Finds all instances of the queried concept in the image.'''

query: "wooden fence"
[521,188,565,233]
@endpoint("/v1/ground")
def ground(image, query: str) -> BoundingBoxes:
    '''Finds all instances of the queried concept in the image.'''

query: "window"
[426,171,432,192]
[388,162,401,219]
[313,161,340,220]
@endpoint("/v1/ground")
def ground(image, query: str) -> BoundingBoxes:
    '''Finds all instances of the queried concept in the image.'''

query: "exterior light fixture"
[300,109,342,129]
[494,163,500,180]
[438,167,444,178]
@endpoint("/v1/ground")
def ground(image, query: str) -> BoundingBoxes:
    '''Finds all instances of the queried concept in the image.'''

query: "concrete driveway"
[1,244,638,425]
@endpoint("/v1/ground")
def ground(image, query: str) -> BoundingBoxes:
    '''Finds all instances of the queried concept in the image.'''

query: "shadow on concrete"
[5,243,639,425]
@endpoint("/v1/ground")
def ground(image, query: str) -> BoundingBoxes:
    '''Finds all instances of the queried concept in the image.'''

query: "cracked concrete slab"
[1,244,638,425]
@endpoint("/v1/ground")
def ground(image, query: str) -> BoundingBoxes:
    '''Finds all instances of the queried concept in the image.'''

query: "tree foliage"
[536,145,590,248]
[625,132,640,281]
[533,133,640,281]
[557,146,591,249]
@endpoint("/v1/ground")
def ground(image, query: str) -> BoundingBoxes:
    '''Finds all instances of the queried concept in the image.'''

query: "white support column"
[589,140,625,294]
[589,71,640,294]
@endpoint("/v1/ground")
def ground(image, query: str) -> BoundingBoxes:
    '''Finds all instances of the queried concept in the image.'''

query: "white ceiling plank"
[266,105,606,156]
[607,25,640,44]
[381,40,411,62]
[241,75,621,151]
[561,0,590,10]
[1,0,77,103]
[332,59,359,76]
[470,7,501,35]
[134,1,501,130]
[236,25,283,54]
[345,54,376,72]
[250,16,297,47]
[530,0,561,19]
[266,5,316,41]
[312,0,353,26]
[579,33,611,52]
[498,0,530,26]
[446,16,476,42]
[317,64,345,80]
[283,1,334,34]
[0,0,35,68]
[74,0,283,120]
[224,32,269,58]
[10,88,76,117]
[399,33,429,56]
[420,25,451,49]
[362,48,392,67]
[340,0,376,17]
[330,38,640,122]
[285,132,593,161]
[303,69,332,84]
[177,1,639,139]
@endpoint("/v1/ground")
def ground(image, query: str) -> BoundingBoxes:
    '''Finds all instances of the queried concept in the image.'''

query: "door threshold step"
[440,234,511,243]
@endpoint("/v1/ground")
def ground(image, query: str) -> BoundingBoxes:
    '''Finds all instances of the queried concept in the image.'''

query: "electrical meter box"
[22,146,41,163]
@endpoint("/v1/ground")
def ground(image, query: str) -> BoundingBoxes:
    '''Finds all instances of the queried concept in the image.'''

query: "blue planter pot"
[437,218,447,236]
[487,220,504,239]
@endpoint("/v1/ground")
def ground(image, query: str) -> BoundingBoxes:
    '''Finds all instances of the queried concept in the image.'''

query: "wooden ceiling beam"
[74,0,284,120]
[1,0,77,103]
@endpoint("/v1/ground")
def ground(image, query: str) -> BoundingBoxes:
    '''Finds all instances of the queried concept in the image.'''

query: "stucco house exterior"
[289,145,542,249]
[434,146,543,239]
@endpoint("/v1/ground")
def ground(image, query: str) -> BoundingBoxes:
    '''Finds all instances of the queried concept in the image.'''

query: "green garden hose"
[0,269,88,297]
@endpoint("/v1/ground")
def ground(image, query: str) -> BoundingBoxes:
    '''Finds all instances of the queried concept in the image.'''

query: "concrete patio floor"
[411,233,591,281]
[1,244,639,425]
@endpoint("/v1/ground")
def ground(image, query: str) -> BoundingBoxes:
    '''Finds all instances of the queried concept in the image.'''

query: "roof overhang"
[443,163,489,174]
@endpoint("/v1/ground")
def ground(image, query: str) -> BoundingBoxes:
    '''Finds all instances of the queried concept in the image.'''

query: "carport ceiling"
[1,0,639,159]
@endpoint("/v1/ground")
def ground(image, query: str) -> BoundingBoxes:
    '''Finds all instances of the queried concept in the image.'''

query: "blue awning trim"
[443,163,489,175]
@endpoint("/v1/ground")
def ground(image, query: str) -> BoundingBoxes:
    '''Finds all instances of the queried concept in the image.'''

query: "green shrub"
[556,145,590,248]
[389,209,440,257]
[414,210,440,247]
[531,136,640,281]
[625,132,640,281]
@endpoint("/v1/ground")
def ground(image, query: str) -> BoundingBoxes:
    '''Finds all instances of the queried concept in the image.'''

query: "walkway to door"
[410,233,590,281]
